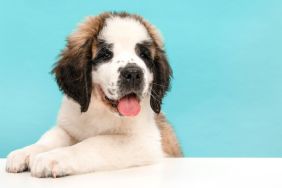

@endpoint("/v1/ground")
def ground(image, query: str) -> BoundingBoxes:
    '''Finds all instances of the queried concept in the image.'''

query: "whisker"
[150,93,161,103]
[152,82,167,88]
[150,88,160,97]
[150,90,162,103]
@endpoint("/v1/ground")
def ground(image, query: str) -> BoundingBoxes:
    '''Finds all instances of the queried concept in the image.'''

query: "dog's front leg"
[30,135,163,178]
[6,126,75,173]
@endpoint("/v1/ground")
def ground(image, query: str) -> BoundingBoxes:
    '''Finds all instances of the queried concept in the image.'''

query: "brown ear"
[52,38,93,112]
[137,17,173,113]
[52,15,110,112]
[150,48,172,113]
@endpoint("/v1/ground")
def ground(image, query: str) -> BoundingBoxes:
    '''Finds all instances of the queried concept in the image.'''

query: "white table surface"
[1,158,282,188]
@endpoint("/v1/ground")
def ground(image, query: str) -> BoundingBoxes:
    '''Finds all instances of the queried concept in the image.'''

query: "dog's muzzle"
[108,63,144,117]
[119,63,144,96]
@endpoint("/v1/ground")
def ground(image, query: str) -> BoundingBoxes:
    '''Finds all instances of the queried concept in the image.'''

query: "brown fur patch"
[155,113,183,157]
[69,13,111,56]
[52,13,111,112]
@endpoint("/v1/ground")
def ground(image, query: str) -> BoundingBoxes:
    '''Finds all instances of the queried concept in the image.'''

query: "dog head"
[52,12,172,116]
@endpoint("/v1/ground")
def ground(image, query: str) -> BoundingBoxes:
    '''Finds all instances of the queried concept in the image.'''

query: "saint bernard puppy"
[6,12,182,178]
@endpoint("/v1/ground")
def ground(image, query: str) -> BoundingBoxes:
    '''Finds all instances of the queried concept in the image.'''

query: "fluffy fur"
[6,12,182,178]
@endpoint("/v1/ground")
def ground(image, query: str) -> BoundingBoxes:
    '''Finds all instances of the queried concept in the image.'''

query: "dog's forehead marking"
[98,16,151,47]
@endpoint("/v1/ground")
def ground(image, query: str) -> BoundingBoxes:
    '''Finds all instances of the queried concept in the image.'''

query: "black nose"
[121,65,143,85]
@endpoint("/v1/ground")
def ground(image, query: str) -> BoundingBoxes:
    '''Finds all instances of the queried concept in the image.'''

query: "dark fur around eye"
[136,43,153,69]
[96,48,113,61]
[92,41,113,64]
[139,45,150,59]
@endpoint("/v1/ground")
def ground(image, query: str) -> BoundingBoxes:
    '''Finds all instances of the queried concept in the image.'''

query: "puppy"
[6,12,182,178]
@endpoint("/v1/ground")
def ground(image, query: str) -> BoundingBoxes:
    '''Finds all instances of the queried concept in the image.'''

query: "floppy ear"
[150,48,172,113]
[52,14,111,112]
[52,38,93,112]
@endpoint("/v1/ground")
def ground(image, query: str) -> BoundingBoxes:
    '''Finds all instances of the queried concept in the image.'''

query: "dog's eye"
[96,48,113,61]
[103,49,113,59]
[140,51,148,58]
[138,46,151,60]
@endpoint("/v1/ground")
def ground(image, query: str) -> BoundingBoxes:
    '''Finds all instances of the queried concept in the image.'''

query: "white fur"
[6,16,163,178]
[93,16,153,100]
[6,95,163,177]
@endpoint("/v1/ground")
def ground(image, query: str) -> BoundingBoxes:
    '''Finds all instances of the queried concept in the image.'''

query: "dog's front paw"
[6,145,47,173]
[6,149,30,173]
[30,150,73,178]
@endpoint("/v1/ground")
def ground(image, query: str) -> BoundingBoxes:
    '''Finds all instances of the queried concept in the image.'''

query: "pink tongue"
[117,95,141,116]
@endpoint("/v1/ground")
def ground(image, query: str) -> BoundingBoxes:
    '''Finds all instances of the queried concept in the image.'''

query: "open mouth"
[102,90,141,117]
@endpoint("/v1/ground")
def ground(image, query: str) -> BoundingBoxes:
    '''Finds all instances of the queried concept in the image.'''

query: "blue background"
[1,0,282,157]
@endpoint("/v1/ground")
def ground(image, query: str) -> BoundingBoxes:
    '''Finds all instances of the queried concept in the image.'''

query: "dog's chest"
[58,97,133,141]
[57,96,157,142]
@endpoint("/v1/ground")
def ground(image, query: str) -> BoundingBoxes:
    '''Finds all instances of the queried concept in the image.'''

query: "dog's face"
[92,17,155,116]
[52,12,172,116]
